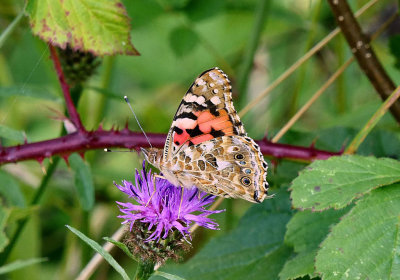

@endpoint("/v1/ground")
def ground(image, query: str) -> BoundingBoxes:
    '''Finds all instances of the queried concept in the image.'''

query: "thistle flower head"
[115,161,223,264]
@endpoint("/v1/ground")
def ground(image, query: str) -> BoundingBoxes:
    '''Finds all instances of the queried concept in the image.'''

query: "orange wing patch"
[173,109,235,146]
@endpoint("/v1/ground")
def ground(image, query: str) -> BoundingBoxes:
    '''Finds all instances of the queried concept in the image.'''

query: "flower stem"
[134,260,155,280]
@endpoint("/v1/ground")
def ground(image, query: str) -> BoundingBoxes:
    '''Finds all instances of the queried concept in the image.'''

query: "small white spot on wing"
[217,160,231,170]
[210,96,221,105]
[196,78,206,85]
[196,96,206,105]
[185,94,197,102]
[173,118,197,129]
[209,71,220,81]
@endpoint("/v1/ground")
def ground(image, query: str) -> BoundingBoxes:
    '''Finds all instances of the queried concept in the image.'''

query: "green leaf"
[285,208,349,253]
[0,170,26,207]
[0,85,60,101]
[0,206,10,252]
[0,258,47,274]
[290,155,400,211]
[26,0,139,56]
[153,271,187,280]
[315,183,400,279]
[0,125,28,143]
[69,153,94,211]
[103,237,136,261]
[66,225,130,280]
[280,208,349,280]
[153,189,293,280]
[279,249,317,280]
[169,26,199,57]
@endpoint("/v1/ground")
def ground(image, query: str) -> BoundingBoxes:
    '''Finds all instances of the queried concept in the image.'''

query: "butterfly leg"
[145,174,166,207]
[178,186,184,219]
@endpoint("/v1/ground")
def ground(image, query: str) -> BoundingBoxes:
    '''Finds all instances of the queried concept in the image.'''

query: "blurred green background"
[0,0,399,279]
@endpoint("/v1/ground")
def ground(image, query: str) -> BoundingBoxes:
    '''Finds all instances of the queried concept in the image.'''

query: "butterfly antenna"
[104,148,133,153]
[124,96,153,148]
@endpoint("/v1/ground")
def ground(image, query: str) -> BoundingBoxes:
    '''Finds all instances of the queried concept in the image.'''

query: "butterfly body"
[142,68,270,203]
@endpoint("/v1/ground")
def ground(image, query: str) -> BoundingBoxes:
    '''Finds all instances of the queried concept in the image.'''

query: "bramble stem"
[49,45,85,132]
[0,130,341,165]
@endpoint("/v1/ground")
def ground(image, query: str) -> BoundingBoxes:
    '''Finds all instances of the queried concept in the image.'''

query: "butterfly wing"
[163,67,246,161]
[166,136,269,203]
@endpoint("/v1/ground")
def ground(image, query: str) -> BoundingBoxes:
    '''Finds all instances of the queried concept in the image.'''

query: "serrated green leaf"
[152,189,293,280]
[316,183,400,279]
[26,0,139,56]
[285,208,349,253]
[279,249,317,280]
[0,171,26,207]
[153,271,187,280]
[280,208,349,280]
[0,258,47,274]
[66,225,130,280]
[0,85,60,101]
[103,237,136,261]
[290,155,400,211]
[169,26,199,57]
[69,153,94,211]
[0,206,10,252]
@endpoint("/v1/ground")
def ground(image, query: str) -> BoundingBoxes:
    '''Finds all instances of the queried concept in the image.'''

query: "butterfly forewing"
[163,68,246,161]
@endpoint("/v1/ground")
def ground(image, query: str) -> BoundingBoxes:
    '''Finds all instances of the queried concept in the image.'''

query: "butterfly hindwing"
[165,135,269,203]
[163,68,246,161]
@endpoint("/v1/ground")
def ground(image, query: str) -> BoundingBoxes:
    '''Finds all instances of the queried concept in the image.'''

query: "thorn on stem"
[61,154,70,166]
[79,152,85,160]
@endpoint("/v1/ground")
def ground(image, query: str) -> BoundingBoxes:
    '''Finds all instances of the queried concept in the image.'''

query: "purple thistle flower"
[115,161,224,242]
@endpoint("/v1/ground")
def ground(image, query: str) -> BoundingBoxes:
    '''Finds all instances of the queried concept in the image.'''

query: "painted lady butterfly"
[141,68,270,203]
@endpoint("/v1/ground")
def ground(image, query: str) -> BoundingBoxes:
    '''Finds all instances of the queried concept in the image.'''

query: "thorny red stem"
[0,129,341,165]
[49,45,85,132]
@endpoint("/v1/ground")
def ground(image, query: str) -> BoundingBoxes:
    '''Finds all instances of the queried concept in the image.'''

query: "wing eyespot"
[234,153,244,160]
[241,176,251,186]
[244,168,252,174]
